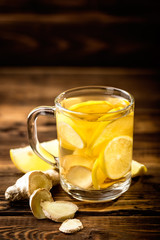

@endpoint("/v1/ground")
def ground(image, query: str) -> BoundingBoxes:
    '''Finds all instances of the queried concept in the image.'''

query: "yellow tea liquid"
[56,96,134,191]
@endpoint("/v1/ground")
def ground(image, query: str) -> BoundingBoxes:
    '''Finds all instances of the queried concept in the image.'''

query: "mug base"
[60,174,131,203]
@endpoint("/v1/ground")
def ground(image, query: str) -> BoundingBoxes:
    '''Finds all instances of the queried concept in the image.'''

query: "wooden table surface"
[0,67,160,240]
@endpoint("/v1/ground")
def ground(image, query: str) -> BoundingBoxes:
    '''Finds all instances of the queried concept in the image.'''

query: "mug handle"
[27,106,58,169]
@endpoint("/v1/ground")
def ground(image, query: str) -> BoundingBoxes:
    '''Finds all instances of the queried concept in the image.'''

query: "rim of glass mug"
[54,86,134,117]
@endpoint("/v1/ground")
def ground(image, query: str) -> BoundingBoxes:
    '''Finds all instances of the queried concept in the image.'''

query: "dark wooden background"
[0,0,160,67]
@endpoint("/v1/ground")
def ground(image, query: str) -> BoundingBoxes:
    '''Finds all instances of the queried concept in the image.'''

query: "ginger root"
[40,201,79,222]
[29,189,79,223]
[5,169,81,233]
[5,169,59,201]
[59,219,83,234]
[43,169,60,186]
[29,188,54,219]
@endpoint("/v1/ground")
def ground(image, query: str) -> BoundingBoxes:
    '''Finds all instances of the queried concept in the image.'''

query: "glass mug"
[27,86,134,202]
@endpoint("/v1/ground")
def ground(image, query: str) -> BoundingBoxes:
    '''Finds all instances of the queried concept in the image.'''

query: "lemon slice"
[103,136,133,179]
[92,156,107,190]
[66,166,92,189]
[98,107,124,121]
[69,100,113,113]
[69,100,113,121]
[58,122,84,150]
[100,180,118,189]
[10,140,59,173]
[92,159,147,190]
[88,107,124,147]
[131,160,147,177]
[108,98,130,108]
[73,147,96,160]
[92,113,133,156]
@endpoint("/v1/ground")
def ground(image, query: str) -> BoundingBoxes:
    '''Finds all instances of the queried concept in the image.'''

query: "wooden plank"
[0,216,159,240]
[0,12,159,67]
[0,0,159,15]
[0,0,89,13]
[0,12,147,23]
[0,68,159,106]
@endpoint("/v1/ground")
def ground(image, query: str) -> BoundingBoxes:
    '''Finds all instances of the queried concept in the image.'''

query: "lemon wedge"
[103,136,133,179]
[10,140,59,173]
[131,160,147,177]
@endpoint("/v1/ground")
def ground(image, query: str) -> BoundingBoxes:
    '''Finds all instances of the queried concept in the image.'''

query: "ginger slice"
[62,154,94,172]
[29,188,54,219]
[41,201,78,222]
[28,171,53,195]
[66,166,92,189]
[59,219,83,234]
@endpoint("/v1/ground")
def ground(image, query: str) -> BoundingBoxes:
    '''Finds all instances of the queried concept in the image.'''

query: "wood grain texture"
[0,1,159,67]
[0,216,160,240]
[0,0,160,15]
[0,67,160,239]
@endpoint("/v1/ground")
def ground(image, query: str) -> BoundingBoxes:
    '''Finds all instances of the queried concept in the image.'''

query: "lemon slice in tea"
[58,122,84,150]
[103,136,133,179]
[92,156,107,190]
[69,100,113,113]
[108,98,130,108]
[69,100,113,121]
[98,107,124,121]
[92,113,133,156]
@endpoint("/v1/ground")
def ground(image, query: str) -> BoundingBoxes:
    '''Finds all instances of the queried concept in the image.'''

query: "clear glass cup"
[28,86,134,202]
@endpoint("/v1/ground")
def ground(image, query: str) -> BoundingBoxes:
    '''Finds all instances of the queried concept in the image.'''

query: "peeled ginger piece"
[66,166,92,189]
[41,201,78,222]
[29,188,53,219]
[59,219,83,234]
[131,160,147,177]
